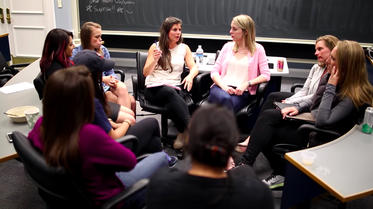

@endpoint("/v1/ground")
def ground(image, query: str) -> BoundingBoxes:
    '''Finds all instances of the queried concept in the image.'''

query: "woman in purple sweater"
[28,66,168,208]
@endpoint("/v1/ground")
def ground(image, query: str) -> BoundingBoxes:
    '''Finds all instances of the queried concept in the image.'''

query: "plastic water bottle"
[196,45,204,64]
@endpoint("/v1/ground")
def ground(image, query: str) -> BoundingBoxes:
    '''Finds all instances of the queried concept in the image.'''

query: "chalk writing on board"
[85,0,135,14]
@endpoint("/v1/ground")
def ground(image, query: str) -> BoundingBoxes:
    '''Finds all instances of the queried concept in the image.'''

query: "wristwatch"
[248,81,252,87]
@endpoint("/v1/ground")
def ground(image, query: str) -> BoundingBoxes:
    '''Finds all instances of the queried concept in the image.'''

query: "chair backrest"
[11,131,92,208]
[33,72,45,100]
[0,51,8,71]
[135,51,148,103]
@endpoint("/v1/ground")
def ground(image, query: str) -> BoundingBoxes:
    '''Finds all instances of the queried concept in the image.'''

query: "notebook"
[285,112,315,124]
[273,101,296,110]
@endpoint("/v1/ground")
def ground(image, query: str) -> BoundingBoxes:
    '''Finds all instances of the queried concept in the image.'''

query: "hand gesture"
[182,75,194,91]
[235,82,249,96]
[153,45,162,62]
[108,76,118,88]
[328,66,339,86]
[281,106,299,119]
[222,85,236,95]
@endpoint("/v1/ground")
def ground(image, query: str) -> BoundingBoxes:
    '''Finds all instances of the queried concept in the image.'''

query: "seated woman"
[237,40,373,189]
[72,50,176,162]
[208,14,270,113]
[39,28,74,80]
[28,66,169,209]
[147,105,274,209]
[72,21,135,123]
[236,35,339,151]
[143,16,198,149]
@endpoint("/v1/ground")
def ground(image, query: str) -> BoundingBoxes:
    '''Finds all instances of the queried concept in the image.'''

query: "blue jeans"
[208,85,251,112]
[116,152,168,187]
[115,152,168,209]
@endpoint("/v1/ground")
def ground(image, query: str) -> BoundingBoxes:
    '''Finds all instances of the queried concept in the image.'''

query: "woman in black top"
[147,105,274,209]
[39,28,74,80]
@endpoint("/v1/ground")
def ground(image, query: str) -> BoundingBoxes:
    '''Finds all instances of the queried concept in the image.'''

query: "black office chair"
[11,131,149,209]
[33,72,45,100]
[132,51,210,138]
[0,52,30,87]
[272,104,367,158]
[235,82,269,134]
[114,69,125,82]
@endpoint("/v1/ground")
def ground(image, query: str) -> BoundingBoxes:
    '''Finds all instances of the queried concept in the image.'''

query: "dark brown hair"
[186,105,239,168]
[158,16,183,72]
[40,28,73,75]
[41,65,94,172]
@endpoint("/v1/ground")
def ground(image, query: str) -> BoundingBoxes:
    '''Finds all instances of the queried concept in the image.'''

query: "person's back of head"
[40,28,73,74]
[72,49,115,112]
[42,65,95,172]
[186,104,239,168]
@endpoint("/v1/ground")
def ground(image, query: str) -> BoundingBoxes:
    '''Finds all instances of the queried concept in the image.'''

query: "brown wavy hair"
[41,66,94,172]
[158,16,183,72]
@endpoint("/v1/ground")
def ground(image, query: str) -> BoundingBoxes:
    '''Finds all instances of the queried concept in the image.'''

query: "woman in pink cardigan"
[208,14,270,112]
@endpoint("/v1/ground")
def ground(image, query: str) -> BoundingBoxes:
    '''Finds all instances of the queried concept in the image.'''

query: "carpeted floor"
[1,66,372,209]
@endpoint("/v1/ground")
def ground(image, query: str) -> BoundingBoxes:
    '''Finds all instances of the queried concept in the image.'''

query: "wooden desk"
[0,59,41,162]
[281,126,373,208]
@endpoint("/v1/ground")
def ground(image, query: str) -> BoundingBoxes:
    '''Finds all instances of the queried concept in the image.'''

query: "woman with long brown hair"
[28,66,168,208]
[143,16,199,149]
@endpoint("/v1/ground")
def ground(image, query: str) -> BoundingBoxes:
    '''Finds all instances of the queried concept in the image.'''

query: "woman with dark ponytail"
[147,105,274,209]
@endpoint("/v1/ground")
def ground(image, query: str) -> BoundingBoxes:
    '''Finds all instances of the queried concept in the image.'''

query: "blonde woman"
[208,14,270,112]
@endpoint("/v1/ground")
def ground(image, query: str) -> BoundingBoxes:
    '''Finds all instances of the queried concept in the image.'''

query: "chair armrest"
[191,72,213,104]
[101,178,149,209]
[114,69,125,82]
[0,73,13,80]
[136,153,151,162]
[115,135,139,154]
[297,124,341,138]
[131,75,138,100]
[290,83,304,93]
[11,63,30,68]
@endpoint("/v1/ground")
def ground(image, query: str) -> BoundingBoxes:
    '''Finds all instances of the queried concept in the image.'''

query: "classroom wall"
[54,0,73,31]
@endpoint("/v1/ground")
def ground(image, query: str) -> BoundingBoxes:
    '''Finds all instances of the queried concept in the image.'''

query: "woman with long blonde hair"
[208,14,270,112]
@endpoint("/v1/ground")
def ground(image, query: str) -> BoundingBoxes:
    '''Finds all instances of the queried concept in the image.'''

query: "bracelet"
[123,120,131,127]
[248,81,252,87]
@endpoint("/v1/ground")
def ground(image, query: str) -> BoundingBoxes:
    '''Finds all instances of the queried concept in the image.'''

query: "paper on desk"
[0,82,34,94]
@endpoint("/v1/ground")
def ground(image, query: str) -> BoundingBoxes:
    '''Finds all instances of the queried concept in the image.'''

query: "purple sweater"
[28,117,137,206]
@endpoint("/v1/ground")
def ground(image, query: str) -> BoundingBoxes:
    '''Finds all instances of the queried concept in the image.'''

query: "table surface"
[0,59,41,162]
[196,52,289,76]
[285,125,373,202]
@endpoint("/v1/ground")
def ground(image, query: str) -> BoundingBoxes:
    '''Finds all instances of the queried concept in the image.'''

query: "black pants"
[127,118,162,155]
[260,91,294,114]
[145,86,190,133]
[243,108,307,175]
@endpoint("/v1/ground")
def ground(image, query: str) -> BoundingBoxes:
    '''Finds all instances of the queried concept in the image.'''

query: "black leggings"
[127,118,162,155]
[243,108,307,175]
[145,86,190,133]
